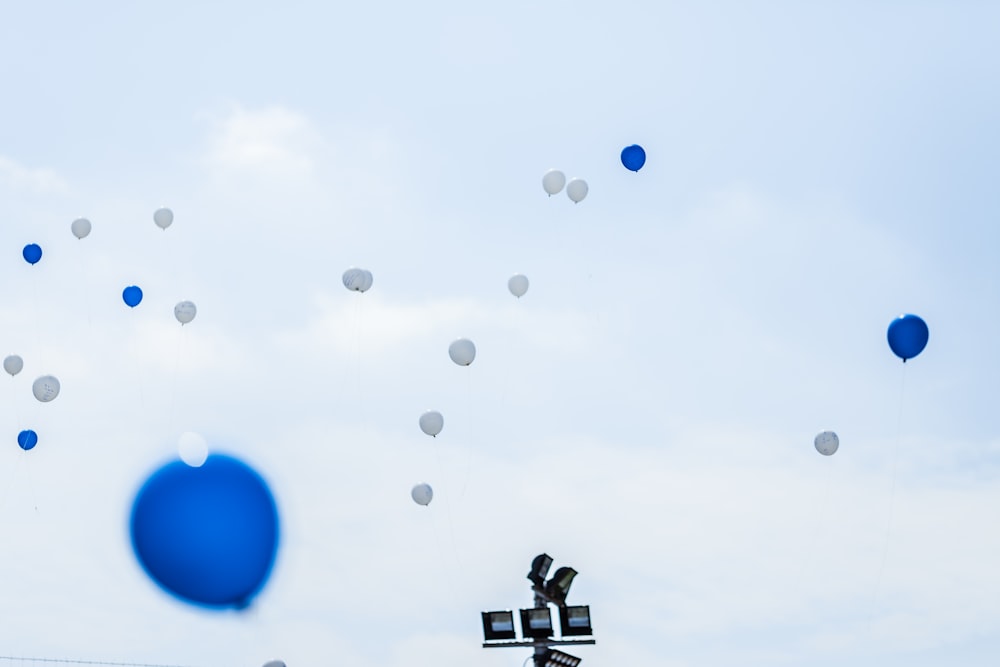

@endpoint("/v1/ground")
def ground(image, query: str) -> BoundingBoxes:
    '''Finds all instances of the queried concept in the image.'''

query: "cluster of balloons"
[5,353,63,450]
[542,169,588,203]
[130,453,280,609]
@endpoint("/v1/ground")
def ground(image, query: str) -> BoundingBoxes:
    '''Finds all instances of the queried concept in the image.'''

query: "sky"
[1,1,1000,666]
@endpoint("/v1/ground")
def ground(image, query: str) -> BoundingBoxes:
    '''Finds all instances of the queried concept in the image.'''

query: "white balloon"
[32,375,60,403]
[343,267,372,292]
[3,354,23,377]
[419,410,444,437]
[411,483,433,506]
[71,217,92,239]
[814,431,839,456]
[566,178,588,203]
[153,207,174,230]
[174,300,197,325]
[448,338,476,366]
[508,274,529,298]
[178,431,209,467]
[542,169,566,196]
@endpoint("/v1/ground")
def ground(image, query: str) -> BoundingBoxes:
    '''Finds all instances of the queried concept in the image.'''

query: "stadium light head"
[543,567,577,605]
[527,553,553,588]
[481,610,517,641]
[519,606,554,639]
[558,604,593,636]
[542,649,582,667]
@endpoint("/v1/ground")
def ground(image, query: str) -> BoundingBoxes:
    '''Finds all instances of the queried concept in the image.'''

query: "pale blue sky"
[1,2,999,666]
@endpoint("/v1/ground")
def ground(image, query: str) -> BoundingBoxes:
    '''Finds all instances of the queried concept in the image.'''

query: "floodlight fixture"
[558,605,593,637]
[519,607,554,638]
[481,610,517,641]
[527,553,553,587]
[542,649,583,667]
[543,566,577,604]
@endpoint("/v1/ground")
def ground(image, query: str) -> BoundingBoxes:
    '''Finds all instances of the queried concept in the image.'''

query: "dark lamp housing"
[543,566,578,604]
[543,649,582,667]
[558,605,593,636]
[481,610,516,641]
[527,553,553,587]
[519,607,554,638]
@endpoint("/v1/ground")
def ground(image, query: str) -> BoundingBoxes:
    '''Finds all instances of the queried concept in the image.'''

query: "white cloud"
[0,155,70,195]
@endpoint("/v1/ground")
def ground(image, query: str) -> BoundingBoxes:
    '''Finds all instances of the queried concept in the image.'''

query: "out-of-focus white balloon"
[411,483,433,506]
[174,300,197,325]
[814,431,839,456]
[262,661,287,667]
[71,217,92,239]
[419,410,444,437]
[542,169,566,196]
[448,338,476,366]
[32,375,60,402]
[566,178,588,203]
[343,267,373,292]
[508,274,529,298]
[153,207,174,230]
[3,354,23,376]
[178,431,209,467]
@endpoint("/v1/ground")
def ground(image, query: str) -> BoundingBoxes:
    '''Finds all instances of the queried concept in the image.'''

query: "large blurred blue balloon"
[17,429,38,451]
[22,243,42,265]
[620,144,646,172]
[130,453,280,609]
[887,314,929,362]
[123,285,143,308]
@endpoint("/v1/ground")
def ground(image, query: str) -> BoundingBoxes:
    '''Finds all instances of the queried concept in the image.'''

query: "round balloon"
[620,144,646,172]
[154,207,174,230]
[3,354,23,377]
[508,274,529,298]
[71,217,92,239]
[419,410,444,437]
[123,285,143,308]
[17,429,38,451]
[32,375,60,402]
[130,453,280,609]
[814,431,839,456]
[174,300,197,325]
[566,178,588,203]
[343,268,372,292]
[887,314,929,362]
[22,243,42,265]
[542,169,566,196]
[411,483,433,506]
[448,338,476,366]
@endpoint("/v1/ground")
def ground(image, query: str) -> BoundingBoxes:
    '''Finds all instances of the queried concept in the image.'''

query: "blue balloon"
[620,144,646,172]
[22,243,42,265]
[17,429,38,451]
[130,453,280,609]
[887,314,929,362]
[123,285,143,308]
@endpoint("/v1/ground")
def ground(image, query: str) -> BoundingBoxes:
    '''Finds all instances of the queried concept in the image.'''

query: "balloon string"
[789,453,836,601]
[868,363,908,629]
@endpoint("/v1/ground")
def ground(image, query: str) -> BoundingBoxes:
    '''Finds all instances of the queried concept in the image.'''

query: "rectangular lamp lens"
[566,607,589,627]
[490,616,514,632]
